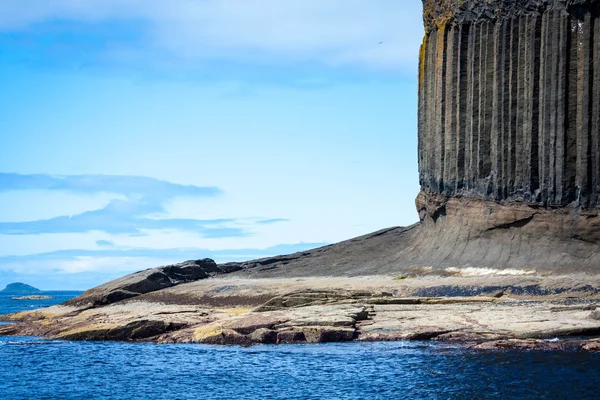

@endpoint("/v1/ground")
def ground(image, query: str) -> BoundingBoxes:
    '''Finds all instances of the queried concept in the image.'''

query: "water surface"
[1,337,599,399]
[1,292,599,399]
[0,292,82,316]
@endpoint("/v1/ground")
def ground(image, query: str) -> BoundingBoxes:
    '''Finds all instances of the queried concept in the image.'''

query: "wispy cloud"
[255,218,290,225]
[0,199,246,236]
[0,1,423,75]
[0,173,221,200]
[0,242,327,289]
[0,173,281,237]
[0,242,327,263]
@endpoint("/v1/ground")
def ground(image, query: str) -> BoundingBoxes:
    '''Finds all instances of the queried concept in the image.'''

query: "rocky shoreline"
[2,274,600,351]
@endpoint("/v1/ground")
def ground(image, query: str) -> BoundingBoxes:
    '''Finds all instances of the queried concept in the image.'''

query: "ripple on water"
[0,339,599,399]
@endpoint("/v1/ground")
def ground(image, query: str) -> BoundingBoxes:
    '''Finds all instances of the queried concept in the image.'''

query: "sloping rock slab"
[66,259,239,307]
[55,320,186,341]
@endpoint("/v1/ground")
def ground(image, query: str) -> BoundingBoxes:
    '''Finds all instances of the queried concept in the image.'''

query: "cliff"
[419,0,600,206]
[415,0,600,270]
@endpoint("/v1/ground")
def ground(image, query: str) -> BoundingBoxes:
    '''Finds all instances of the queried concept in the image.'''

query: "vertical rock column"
[418,2,600,209]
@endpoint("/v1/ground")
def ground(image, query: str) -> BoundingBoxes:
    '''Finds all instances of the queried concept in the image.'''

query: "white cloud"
[0,0,424,71]
[58,256,153,274]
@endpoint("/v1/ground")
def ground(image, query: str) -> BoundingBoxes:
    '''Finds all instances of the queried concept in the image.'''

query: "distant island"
[1,283,42,294]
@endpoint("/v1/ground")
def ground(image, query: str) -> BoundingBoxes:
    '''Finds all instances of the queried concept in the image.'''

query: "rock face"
[419,0,600,207]
[65,259,241,307]
[416,0,600,270]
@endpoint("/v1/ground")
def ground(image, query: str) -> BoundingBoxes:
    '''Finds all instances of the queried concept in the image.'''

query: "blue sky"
[0,1,423,290]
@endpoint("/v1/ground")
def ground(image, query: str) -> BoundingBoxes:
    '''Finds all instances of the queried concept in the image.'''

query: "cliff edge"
[416,0,600,270]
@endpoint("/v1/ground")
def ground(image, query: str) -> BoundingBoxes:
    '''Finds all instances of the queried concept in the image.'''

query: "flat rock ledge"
[2,276,600,351]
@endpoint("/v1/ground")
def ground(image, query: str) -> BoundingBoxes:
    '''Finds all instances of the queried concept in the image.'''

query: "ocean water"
[0,292,83,316]
[2,293,600,399]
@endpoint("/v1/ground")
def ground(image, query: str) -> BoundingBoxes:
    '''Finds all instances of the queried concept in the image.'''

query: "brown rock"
[65,258,235,307]
[223,314,287,335]
[56,320,184,341]
[249,328,278,344]
[582,340,600,352]
[199,329,252,346]
[300,326,356,343]
[276,331,306,344]
[434,331,509,342]
[471,339,583,351]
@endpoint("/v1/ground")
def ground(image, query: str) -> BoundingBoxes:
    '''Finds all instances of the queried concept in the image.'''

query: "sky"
[0,1,424,290]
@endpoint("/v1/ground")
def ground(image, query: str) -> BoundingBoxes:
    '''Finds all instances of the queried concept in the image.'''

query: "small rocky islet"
[2,0,600,350]
[10,296,54,301]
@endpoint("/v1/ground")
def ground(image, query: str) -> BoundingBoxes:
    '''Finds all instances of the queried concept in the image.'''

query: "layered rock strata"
[417,0,600,269]
[2,276,600,349]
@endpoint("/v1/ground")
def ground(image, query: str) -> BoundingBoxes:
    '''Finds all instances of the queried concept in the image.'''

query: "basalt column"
[414,0,600,272]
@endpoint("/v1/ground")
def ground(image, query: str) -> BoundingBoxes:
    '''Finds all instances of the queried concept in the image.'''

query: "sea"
[2,293,600,399]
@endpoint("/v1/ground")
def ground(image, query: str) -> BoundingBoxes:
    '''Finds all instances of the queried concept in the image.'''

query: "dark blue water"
[0,292,82,316]
[2,293,600,399]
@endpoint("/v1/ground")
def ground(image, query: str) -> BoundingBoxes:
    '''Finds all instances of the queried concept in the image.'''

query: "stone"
[582,340,600,352]
[300,326,356,343]
[222,314,287,335]
[413,0,600,272]
[434,331,509,342]
[4,277,600,348]
[65,258,238,307]
[276,331,307,344]
[199,329,253,346]
[55,320,184,341]
[471,339,583,352]
[249,328,278,344]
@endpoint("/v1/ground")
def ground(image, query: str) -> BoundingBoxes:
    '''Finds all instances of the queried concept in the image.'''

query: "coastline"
[2,274,600,351]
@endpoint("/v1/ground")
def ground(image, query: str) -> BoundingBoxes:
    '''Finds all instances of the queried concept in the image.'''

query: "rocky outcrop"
[419,0,600,207]
[3,276,600,350]
[65,259,241,307]
[414,0,600,271]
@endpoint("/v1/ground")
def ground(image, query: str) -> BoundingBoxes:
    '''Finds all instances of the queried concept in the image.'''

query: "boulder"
[300,326,356,343]
[249,328,278,344]
[198,329,253,346]
[276,330,307,344]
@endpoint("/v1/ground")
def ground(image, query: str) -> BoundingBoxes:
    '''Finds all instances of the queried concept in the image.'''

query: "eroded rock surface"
[2,276,600,351]
[65,259,240,307]
[419,0,600,207]
[412,0,600,272]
